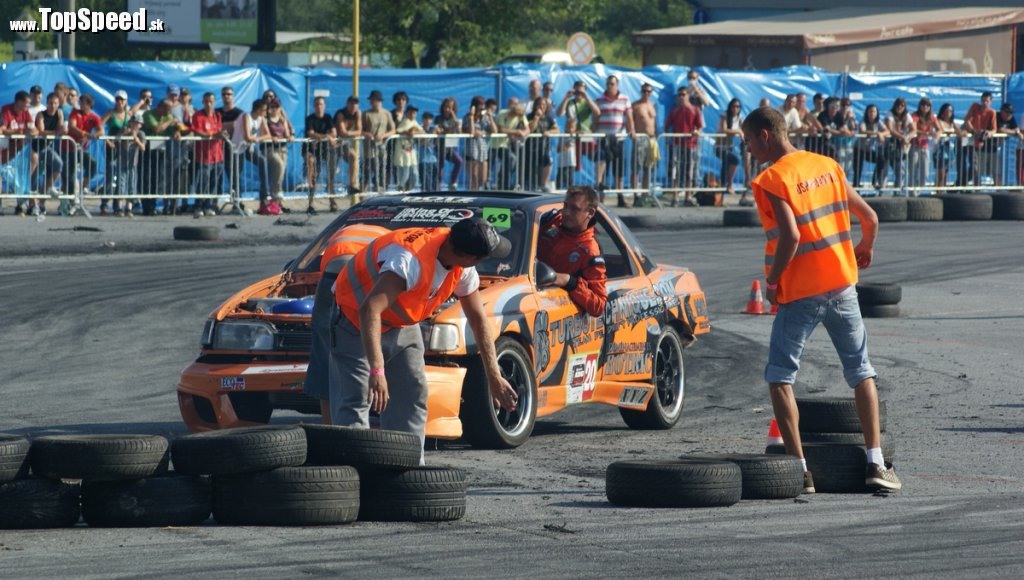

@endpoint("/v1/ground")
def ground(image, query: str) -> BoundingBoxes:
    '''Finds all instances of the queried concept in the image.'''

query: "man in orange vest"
[330,217,519,463]
[743,106,901,493]
[305,223,391,424]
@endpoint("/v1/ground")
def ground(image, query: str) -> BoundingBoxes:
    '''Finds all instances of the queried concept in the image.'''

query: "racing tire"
[171,425,307,476]
[460,337,538,449]
[939,194,993,221]
[686,453,803,500]
[796,397,887,433]
[782,443,879,493]
[620,327,686,430]
[81,474,211,527]
[0,478,81,529]
[606,459,742,508]
[855,282,902,306]
[768,431,897,461]
[358,466,467,522]
[906,197,943,221]
[722,208,761,227]
[212,466,360,526]
[0,434,31,483]
[990,193,1024,220]
[302,425,421,469]
[860,303,901,318]
[865,197,907,222]
[173,225,220,241]
[30,435,169,482]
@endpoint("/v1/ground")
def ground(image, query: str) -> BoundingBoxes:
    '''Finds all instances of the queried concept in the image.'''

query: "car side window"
[593,217,635,279]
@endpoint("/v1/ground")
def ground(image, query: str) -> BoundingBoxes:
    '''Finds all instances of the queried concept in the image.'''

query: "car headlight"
[211,320,276,351]
[428,323,461,352]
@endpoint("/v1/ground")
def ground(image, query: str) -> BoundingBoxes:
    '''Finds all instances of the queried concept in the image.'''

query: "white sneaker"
[205,207,217,217]
[29,205,41,217]
[194,210,204,219]
[48,187,61,199]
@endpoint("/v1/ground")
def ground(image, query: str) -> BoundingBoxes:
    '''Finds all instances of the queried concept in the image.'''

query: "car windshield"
[293,203,529,277]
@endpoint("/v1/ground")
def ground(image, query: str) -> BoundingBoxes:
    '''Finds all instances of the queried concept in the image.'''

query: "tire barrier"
[0,478,81,529]
[906,197,944,221]
[865,197,907,222]
[173,225,221,242]
[81,474,211,528]
[857,281,902,318]
[170,425,307,476]
[302,425,421,469]
[939,194,993,220]
[30,434,169,481]
[0,435,30,483]
[990,193,1024,220]
[212,465,360,526]
[722,208,761,227]
[358,466,467,522]
[684,453,804,500]
[605,459,743,508]
[795,397,888,434]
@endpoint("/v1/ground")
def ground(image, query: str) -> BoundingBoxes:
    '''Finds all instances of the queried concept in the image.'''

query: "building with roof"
[634,7,1024,74]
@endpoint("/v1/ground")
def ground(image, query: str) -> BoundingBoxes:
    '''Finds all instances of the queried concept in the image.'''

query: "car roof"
[354,191,563,214]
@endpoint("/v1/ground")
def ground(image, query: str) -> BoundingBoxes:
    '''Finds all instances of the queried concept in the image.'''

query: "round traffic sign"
[567,32,596,66]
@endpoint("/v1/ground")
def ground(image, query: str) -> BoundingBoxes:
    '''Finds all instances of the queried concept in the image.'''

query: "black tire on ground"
[0,434,31,483]
[0,478,81,529]
[171,425,307,476]
[30,435,169,482]
[990,193,1024,220]
[302,425,420,469]
[619,215,661,230]
[723,209,761,227]
[865,197,907,222]
[358,466,467,522]
[795,397,887,433]
[795,431,897,461]
[906,196,943,221]
[939,194,993,221]
[605,459,742,508]
[620,327,686,430]
[791,443,877,493]
[856,282,902,306]
[860,303,901,318]
[685,453,803,500]
[212,466,360,526]
[173,225,221,241]
[81,474,211,527]
[460,337,538,449]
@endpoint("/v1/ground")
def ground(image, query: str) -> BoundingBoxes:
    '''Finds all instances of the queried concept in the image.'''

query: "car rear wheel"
[460,337,537,449]
[620,326,685,429]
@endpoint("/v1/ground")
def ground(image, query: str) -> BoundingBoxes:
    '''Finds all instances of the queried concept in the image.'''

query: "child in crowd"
[394,106,423,191]
[557,117,577,189]
[418,112,439,191]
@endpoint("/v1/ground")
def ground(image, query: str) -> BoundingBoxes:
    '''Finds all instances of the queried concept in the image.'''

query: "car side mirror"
[535,261,557,288]
[283,259,295,272]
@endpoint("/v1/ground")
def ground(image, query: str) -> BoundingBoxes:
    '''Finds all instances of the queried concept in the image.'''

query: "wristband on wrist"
[766,281,779,291]
[369,368,385,377]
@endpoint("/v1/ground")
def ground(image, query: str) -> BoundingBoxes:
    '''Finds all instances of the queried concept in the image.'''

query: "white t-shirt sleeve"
[454,266,480,297]
[378,244,419,290]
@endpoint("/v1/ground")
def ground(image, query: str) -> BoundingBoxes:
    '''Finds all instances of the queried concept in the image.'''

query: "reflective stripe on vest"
[752,150,858,303]
[320,224,391,275]
[336,227,461,330]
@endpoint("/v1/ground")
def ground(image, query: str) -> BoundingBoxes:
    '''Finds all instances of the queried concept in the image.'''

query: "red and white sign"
[566,352,598,404]
[568,32,596,65]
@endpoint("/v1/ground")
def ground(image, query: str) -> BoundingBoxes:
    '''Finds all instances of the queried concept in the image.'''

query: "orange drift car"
[178,192,711,448]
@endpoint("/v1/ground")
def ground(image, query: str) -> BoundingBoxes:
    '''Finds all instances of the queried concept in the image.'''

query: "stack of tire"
[0,433,208,529]
[605,453,804,508]
[857,281,902,318]
[865,193,1024,222]
[765,397,895,493]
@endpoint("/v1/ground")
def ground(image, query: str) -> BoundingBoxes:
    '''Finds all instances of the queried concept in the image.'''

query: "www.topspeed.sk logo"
[9,7,164,35]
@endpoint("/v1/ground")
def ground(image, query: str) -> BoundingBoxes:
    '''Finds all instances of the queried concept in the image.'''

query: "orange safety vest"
[335,227,462,330]
[751,150,858,304]
[319,223,391,274]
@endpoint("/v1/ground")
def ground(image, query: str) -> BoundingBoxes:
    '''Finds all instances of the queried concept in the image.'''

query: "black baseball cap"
[30,85,43,94]
[368,90,383,102]
[450,217,512,259]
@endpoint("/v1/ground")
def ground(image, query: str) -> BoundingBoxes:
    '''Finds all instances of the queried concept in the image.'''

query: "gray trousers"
[329,314,429,464]
[303,272,338,400]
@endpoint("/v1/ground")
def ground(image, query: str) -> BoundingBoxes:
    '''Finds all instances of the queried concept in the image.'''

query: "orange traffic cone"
[766,418,783,447]
[744,279,766,314]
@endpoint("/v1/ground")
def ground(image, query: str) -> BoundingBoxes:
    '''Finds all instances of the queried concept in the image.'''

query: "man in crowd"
[1,91,37,213]
[190,91,224,217]
[335,95,363,202]
[630,82,658,196]
[742,106,900,495]
[216,86,243,197]
[65,93,103,211]
[594,75,635,206]
[361,90,395,193]
[665,85,703,207]
[304,96,339,212]
[329,217,520,463]
[536,185,607,317]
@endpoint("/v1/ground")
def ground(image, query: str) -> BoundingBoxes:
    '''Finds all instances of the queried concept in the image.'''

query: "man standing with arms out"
[630,83,658,196]
[329,218,519,463]
[536,185,608,317]
[304,96,338,212]
[742,106,901,494]
[335,96,363,203]
[665,86,703,207]
[595,75,635,207]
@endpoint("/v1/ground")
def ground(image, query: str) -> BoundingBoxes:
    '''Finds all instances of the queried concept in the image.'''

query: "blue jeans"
[766,285,876,388]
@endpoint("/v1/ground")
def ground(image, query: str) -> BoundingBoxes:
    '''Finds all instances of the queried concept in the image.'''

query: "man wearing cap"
[329,217,519,463]
[334,96,363,203]
[362,90,396,193]
[995,102,1019,186]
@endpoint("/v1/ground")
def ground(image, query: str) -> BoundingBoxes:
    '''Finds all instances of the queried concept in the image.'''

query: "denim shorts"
[766,285,876,388]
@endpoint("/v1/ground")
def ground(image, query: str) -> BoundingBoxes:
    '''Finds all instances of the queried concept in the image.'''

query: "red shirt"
[666,103,703,148]
[191,109,224,164]
[1,104,34,163]
[68,109,102,147]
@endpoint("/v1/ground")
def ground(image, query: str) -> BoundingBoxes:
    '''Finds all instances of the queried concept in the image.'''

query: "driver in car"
[537,185,608,317]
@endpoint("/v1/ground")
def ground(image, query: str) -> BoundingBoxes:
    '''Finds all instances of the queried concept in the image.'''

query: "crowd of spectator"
[1,76,1021,217]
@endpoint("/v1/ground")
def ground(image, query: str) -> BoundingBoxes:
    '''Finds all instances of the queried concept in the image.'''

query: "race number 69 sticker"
[483,207,511,229]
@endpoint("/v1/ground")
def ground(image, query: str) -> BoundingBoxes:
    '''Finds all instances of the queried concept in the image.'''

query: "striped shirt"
[595,92,631,136]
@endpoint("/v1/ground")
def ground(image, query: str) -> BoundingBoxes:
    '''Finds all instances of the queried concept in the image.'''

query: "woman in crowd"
[884,97,915,193]
[230,98,272,214]
[436,97,463,190]
[853,104,888,191]
[909,97,938,193]
[933,103,960,190]
[525,96,557,192]
[265,98,294,212]
[100,90,132,215]
[463,95,495,190]
[716,98,744,201]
